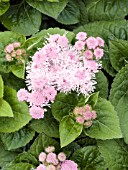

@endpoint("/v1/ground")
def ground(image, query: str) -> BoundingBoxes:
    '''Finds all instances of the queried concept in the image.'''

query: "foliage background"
[0,0,128,170]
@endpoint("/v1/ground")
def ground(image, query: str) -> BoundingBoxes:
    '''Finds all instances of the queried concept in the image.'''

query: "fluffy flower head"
[18,33,104,119]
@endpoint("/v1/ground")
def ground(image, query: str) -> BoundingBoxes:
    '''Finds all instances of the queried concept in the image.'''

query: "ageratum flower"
[17,32,104,119]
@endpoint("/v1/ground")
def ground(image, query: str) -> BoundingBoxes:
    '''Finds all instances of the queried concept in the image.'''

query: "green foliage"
[86,92,99,107]
[2,162,34,170]
[110,65,128,144]
[56,0,80,25]
[0,140,19,168]
[0,75,4,98]
[72,146,106,170]
[98,139,128,170]
[29,109,59,138]
[0,126,35,150]
[13,152,38,166]
[84,98,122,139]
[83,0,128,22]
[109,39,128,71]
[0,99,13,117]
[26,0,68,19]
[1,3,41,36]
[60,115,83,148]
[28,133,60,158]
[51,92,78,122]
[11,63,25,79]
[0,1,10,16]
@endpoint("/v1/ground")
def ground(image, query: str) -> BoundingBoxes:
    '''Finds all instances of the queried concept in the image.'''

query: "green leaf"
[77,137,96,147]
[2,163,34,170]
[71,146,106,170]
[109,39,128,71]
[60,115,83,148]
[75,0,89,25]
[30,109,59,138]
[98,139,128,170]
[0,86,31,132]
[1,4,41,36]
[0,99,13,117]
[11,63,25,79]
[84,98,122,139]
[26,0,68,19]
[87,92,99,107]
[0,75,4,98]
[0,1,9,16]
[13,153,38,168]
[13,152,38,166]
[83,0,128,22]
[51,93,78,122]
[0,31,25,46]
[1,73,25,91]
[101,45,117,77]
[29,133,60,158]
[95,71,108,99]
[62,142,80,158]
[0,140,19,168]
[56,0,80,25]
[0,140,18,167]
[109,65,128,144]
[0,126,35,150]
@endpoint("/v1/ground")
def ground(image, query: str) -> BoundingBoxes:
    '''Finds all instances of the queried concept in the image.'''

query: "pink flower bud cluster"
[74,104,97,128]
[4,42,26,63]
[36,146,78,170]
[17,32,104,119]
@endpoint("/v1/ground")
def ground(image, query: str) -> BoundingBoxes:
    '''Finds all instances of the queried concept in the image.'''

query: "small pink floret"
[96,37,104,47]
[58,152,66,162]
[45,146,55,153]
[76,116,84,124]
[75,41,85,50]
[39,152,46,162]
[84,50,93,60]
[92,111,97,119]
[86,37,98,49]
[13,42,21,48]
[84,111,93,120]
[36,164,46,170]
[76,32,87,41]
[30,106,44,119]
[46,152,58,165]
[17,88,28,102]
[94,47,104,59]
[5,44,14,53]
[57,36,68,47]
[84,121,92,128]
[6,54,12,61]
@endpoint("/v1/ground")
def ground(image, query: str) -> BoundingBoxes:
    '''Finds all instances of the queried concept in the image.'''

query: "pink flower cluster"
[74,104,97,128]
[36,146,78,170]
[17,32,104,119]
[4,42,26,63]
